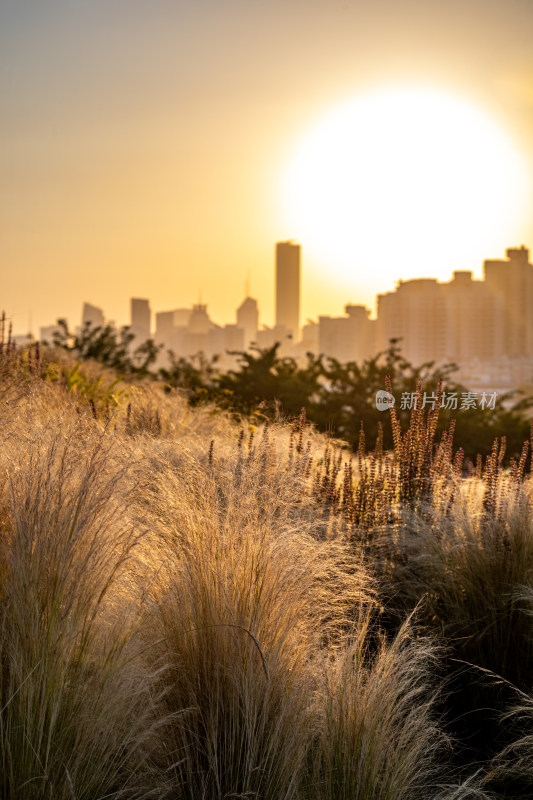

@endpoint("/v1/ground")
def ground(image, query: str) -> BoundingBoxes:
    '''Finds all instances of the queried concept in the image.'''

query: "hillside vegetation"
[2,338,533,798]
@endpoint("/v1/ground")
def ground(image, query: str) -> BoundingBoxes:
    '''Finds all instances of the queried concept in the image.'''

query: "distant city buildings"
[36,242,533,395]
[153,303,245,369]
[374,247,533,393]
[255,324,293,356]
[375,251,532,367]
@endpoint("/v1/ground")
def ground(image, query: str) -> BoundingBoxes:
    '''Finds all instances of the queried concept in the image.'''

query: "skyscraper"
[275,241,301,341]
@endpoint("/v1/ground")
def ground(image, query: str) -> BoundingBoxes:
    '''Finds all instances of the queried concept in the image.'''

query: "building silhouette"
[34,241,533,398]
[377,278,447,364]
[275,241,301,342]
[236,296,259,348]
[152,302,245,369]
[300,320,319,355]
[319,304,375,363]
[130,298,151,336]
[155,309,192,356]
[155,311,177,342]
[82,302,105,328]
[208,324,244,358]
[256,323,293,355]
[40,323,64,344]
[483,246,533,357]
[443,270,502,361]
[376,269,503,366]
[182,303,215,355]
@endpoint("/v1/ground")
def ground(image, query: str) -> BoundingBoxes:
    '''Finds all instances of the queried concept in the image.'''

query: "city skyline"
[3,1,533,337]
[34,240,532,330]
[35,242,533,396]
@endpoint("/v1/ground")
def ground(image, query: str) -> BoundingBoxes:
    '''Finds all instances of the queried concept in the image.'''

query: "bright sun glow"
[283,88,530,289]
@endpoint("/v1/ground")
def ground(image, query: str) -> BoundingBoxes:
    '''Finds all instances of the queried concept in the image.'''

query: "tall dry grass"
[0,406,163,799]
[140,429,369,799]
[376,484,533,690]
[309,612,447,800]
[0,342,503,798]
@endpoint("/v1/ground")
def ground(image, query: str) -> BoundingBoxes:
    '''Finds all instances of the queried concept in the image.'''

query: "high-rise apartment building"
[443,270,503,360]
[275,241,301,341]
[483,246,533,356]
[376,269,504,365]
[376,279,447,364]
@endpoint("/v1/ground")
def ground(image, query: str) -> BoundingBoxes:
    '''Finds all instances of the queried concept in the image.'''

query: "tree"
[215,344,323,418]
[50,320,161,376]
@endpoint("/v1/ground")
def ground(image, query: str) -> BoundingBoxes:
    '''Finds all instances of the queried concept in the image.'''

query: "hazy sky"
[2,0,533,334]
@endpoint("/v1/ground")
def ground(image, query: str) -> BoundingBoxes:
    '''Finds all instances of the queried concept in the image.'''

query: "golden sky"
[2,0,533,335]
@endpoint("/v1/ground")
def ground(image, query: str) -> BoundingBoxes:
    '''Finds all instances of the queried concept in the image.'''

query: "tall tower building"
[275,241,301,341]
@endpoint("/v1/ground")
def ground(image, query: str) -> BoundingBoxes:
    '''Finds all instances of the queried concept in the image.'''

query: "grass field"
[1,342,533,798]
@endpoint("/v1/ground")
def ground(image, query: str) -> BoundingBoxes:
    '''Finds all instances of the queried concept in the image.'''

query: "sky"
[2,0,533,335]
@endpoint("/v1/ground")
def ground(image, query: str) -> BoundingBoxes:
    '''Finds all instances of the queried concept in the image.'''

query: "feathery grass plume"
[0,411,161,799]
[376,485,533,688]
[373,482,533,769]
[437,775,495,800]
[320,376,463,535]
[309,612,449,800]
[3,336,533,795]
[509,439,529,489]
[296,406,306,453]
[143,435,371,800]
[387,376,445,505]
[481,437,504,518]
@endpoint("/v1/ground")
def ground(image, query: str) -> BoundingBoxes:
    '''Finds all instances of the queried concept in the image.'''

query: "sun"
[282,87,530,291]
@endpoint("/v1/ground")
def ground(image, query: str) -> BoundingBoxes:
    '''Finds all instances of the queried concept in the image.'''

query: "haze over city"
[3,0,533,336]
[30,240,533,400]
